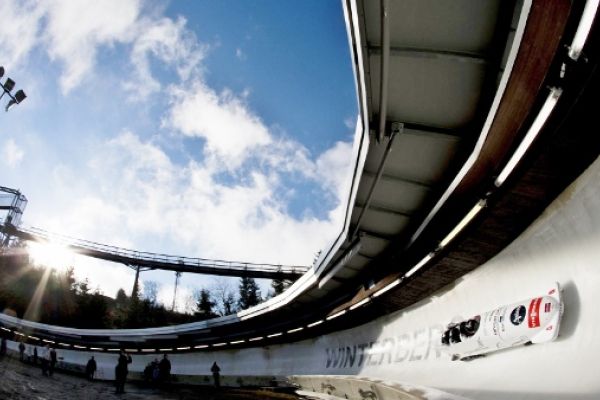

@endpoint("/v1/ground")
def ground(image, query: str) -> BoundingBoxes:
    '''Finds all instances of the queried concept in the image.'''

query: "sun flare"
[27,241,75,272]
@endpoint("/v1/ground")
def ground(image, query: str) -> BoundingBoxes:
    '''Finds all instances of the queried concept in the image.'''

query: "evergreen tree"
[74,290,110,328]
[195,288,216,319]
[115,288,129,309]
[237,277,261,310]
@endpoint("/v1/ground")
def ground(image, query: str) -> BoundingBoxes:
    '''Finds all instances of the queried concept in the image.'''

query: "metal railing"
[9,225,309,279]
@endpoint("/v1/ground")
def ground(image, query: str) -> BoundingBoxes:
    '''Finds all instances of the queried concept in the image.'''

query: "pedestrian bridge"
[1,224,308,280]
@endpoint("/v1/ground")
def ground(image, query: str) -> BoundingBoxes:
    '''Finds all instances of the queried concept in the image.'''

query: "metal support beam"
[350,123,402,238]
[369,45,488,65]
[370,116,462,138]
[172,271,182,311]
[359,229,395,242]
[132,265,141,299]
[377,0,390,143]
[354,203,411,218]
[361,169,432,190]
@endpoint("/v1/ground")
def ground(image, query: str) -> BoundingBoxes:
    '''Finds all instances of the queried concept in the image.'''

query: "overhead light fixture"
[230,340,245,345]
[194,344,209,349]
[73,345,86,349]
[495,88,562,187]
[90,347,103,351]
[0,66,27,111]
[439,200,487,248]
[176,346,191,350]
[569,0,599,60]
[212,342,227,347]
[159,348,172,352]
[267,332,283,338]
[287,327,304,333]
[248,337,263,342]
[372,278,400,297]
[141,349,155,352]
[307,320,324,328]
[349,297,371,310]
[326,310,347,320]
[108,348,120,352]
[404,252,435,278]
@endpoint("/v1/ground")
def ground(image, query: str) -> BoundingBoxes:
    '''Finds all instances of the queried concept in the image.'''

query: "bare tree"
[143,280,159,305]
[211,278,238,316]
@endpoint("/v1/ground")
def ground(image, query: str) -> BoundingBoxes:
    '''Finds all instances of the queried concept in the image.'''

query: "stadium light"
[495,88,562,187]
[568,0,599,60]
[404,252,435,278]
[349,297,371,310]
[372,278,400,297]
[0,66,27,112]
[439,200,487,248]
[326,309,347,320]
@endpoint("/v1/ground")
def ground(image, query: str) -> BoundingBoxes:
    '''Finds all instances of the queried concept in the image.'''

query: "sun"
[27,241,75,272]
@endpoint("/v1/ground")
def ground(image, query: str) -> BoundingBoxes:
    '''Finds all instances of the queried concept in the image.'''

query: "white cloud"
[2,139,25,168]
[166,81,272,168]
[0,1,45,68]
[43,0,141,94]
[315,141,354,200]
[27,130,351,270]
[124,16,207,100]
[0,0,201,97]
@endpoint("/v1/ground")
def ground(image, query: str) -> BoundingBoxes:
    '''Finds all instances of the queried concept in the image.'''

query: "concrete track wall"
[7,156,600,400]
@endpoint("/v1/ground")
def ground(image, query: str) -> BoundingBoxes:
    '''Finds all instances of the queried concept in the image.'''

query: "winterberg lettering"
[325,325,444,369]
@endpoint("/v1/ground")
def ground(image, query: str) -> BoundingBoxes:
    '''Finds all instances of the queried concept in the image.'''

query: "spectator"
[40,345,50,376]
[49,347,58,376]
[211,361,221,388]
[86,356,97,381]
[0,337,6,357]
[143,360,155,383]
[18,341,25,361]
[159,354,171,384]
[114,349,132,394]
[33,346,38,365]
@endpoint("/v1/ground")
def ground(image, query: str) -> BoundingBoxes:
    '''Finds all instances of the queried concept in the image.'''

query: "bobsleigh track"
[2,0,600,399]
[4,155,600,400]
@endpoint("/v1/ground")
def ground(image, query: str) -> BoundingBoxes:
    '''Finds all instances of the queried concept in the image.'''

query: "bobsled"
[441,283,563,361]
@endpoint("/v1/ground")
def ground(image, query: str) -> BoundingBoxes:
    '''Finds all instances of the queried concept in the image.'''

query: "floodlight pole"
[0,66,27,111]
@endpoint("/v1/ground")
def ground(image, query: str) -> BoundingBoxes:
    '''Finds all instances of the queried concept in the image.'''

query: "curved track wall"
[7,156,600,399]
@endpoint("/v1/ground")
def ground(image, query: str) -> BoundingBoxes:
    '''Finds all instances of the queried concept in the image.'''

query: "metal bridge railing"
[15,225,309,276]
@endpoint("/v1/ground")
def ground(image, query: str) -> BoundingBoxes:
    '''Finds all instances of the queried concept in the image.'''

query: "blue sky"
[0,1,357,309]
